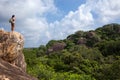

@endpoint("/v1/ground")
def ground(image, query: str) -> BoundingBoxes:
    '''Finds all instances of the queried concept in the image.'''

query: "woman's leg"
[11,23,14,31]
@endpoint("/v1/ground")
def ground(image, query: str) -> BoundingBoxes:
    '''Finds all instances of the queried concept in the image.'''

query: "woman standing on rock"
[9,15,15,31]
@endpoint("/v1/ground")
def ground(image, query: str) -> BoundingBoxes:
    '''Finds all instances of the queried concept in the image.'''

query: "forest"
[23,23,120,80]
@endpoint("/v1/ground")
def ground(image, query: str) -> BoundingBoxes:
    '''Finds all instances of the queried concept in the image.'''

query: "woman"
[10,15,15,31]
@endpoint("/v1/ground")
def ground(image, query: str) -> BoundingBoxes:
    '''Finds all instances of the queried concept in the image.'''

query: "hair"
[12,15,15,18]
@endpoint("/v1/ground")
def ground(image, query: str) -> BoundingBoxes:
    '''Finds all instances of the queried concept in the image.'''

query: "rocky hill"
[46,23,120,54]
[0,30,38,80]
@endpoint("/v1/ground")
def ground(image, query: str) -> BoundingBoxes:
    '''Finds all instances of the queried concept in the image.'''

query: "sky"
[0,0,120,47]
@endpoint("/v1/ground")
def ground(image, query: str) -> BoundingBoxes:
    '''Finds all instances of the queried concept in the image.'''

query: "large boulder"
[0,30,38,80]
[47,42,66,53]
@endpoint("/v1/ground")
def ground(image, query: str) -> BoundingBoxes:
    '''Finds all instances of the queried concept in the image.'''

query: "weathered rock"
[86,31,96,39]
[0,58,38,80]
[0,30,38,80]
[47,42,66,53]
[77,37,86,45]
[0,30,25,70]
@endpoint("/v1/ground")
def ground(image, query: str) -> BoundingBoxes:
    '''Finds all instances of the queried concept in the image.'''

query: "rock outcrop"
[47,42,66,54]
[0,30,38,80]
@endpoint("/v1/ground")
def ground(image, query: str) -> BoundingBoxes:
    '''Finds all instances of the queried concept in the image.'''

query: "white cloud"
[0,0,120,47]
[47,0,95,41]
[91,0,120,23]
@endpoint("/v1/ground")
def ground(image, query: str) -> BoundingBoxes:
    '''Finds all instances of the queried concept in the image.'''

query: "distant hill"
[46,23,120,56]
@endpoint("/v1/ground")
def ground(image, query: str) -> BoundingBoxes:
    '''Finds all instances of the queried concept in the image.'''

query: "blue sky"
[0,0,120,47]
[54,0,86,12]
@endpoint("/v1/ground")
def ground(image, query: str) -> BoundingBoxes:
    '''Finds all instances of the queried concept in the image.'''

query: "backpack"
[9,18,12,23]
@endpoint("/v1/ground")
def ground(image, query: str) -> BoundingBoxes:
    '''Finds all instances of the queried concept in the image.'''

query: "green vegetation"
[24,23,120,80]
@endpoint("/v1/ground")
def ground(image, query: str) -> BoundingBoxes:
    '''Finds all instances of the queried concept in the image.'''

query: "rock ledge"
[0,30,38,80]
